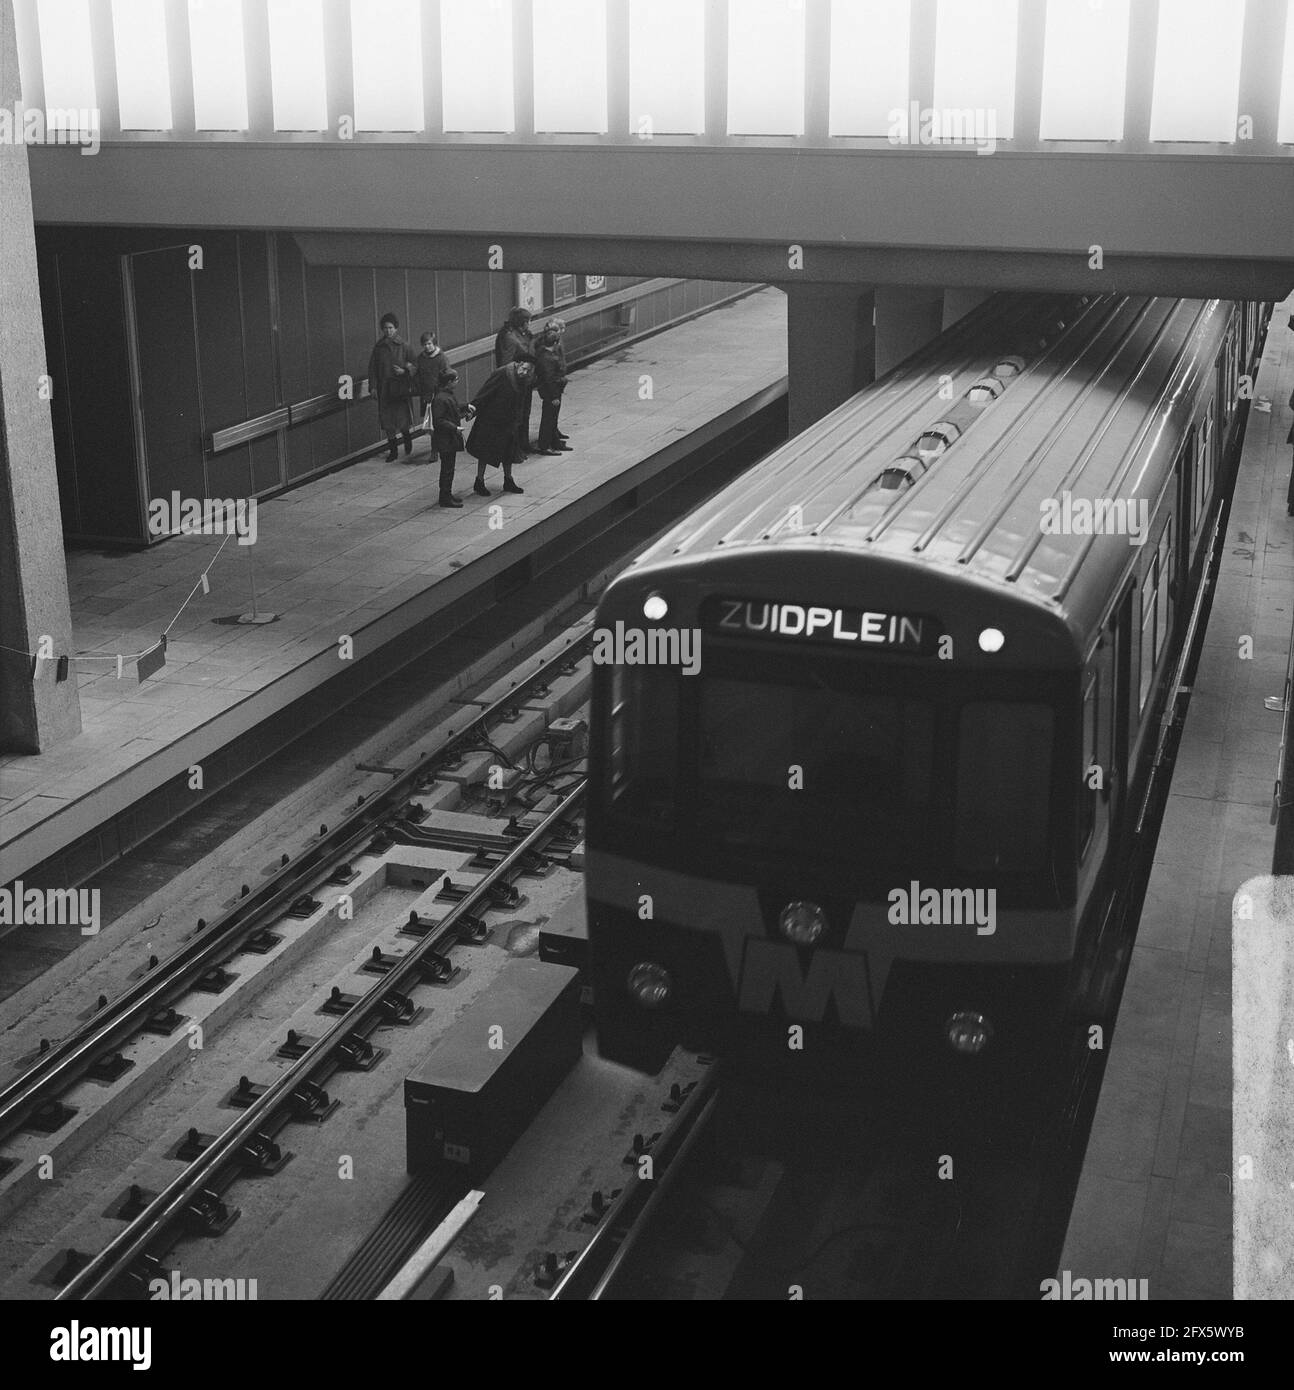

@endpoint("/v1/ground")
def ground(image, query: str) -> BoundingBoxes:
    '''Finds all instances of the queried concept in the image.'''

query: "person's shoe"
[439,493,463,508]
[403,435,414,456]
[473,479,491,496]
[553,443,573,452]
[384,449,399,462]
[536,448,561,456]
[502,478,524,494]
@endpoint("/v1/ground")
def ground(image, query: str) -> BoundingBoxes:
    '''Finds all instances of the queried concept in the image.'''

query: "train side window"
[1190,427,1204,533]
[1138,556,1159,713]
[1079,673,1098,859]
[1161,511,1173,603]
[1157,516,1174,646]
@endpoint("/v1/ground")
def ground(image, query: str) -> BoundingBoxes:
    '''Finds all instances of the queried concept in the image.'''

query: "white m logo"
[736,940,873,1027]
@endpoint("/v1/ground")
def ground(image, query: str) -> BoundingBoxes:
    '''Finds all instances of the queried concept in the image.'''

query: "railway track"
[0,628,593,1299]
[59,784,586,1301]
[547,1062,723,1301]
[0,628,591,1155]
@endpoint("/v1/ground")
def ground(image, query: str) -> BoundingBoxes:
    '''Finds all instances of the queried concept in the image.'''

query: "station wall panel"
[435,271,467,348]
[238,233,278,419]
[36,225,758,544]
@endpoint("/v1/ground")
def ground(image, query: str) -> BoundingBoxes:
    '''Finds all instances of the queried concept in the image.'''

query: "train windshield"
[604,652,1061,890]
[697,677,936,862]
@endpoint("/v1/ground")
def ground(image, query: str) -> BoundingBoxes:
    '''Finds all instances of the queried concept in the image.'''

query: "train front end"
[586,548,1088,1094]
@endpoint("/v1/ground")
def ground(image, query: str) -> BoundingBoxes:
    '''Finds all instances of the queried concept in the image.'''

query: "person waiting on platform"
[368,312,416,461]
[548,318,571,445]
[466,360,534,497]
[494,307,537,455]
[415,332,449,438]
[534,321,571,455]
[429,369,474,509]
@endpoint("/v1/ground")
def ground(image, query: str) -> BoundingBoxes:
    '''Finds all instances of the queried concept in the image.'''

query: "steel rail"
[548,1063,722,1301]
[58,781,586,1301]
[0,631,591,1146]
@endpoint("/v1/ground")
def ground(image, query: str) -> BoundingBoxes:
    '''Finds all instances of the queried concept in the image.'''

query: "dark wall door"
[126,247,205,514]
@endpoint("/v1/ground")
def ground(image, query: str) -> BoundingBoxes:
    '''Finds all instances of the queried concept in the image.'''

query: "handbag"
[388,372,415,399]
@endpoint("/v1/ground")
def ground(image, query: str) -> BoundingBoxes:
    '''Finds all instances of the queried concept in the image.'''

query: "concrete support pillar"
[783,283,875,437]
[0,0,81,752]
[874,286,945,377]
[942,287,992,330]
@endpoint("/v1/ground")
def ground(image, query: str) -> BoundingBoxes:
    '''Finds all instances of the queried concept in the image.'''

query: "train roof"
[627,292,1232,643]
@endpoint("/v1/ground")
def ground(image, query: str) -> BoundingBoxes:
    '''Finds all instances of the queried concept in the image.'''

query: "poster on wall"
[584,275,606,294]
[552,273,578,304]
[515,273,544,314]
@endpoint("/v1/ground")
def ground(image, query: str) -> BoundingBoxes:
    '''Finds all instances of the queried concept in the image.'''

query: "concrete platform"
[0,288,787,886]
[1061,295,1294,1299]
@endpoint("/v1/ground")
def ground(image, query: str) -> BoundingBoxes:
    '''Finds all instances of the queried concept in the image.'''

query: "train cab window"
[695,672,936,861]
[1079,674,1098,858]
[954,702,1054,874]
[608,667,678,827]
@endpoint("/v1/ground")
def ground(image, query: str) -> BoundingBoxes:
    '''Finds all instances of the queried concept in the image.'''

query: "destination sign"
[703,596,939,653]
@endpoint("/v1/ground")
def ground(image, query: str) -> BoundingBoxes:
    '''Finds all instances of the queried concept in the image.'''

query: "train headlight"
[643,592,668,621]
[978,627,1005,653]
[779,901,826,946]
[945,1010,993,1055]
[627,961,672,1009]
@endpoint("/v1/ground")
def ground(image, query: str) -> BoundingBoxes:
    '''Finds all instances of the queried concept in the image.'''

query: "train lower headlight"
[779,901,826,945]
[945,1010,993,1055]
[627,961,672,1009]
[643,592,669,621]
[978,627,1005,653]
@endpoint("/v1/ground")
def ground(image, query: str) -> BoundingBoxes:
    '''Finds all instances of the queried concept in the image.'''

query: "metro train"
[585,290,1269,1096]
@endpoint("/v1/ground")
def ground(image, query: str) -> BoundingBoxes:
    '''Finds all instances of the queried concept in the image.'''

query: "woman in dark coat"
[368,311,416,461]
[429,369,475,508]
[494,307,537,455]
[466,361,534,497]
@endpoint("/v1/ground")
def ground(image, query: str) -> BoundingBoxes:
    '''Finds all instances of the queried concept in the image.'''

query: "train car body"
[585,292,1268,1095]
